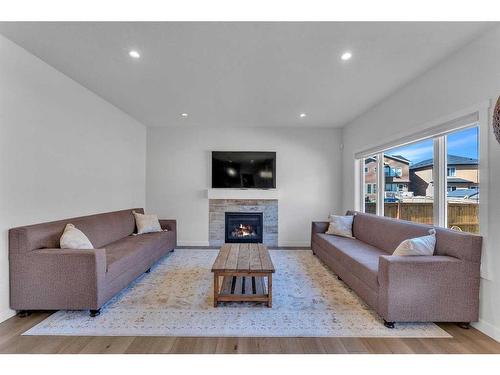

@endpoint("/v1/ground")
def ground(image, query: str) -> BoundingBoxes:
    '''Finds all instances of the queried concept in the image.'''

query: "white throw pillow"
[60,223,94,249]
[133,211,163,234]
[393,229,436,256]
[325,215,354,238]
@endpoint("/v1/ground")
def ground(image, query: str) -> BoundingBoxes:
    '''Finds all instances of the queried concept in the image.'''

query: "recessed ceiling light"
[181,113,189,118]
[341,51,352,61]
[299,113,307,118]
[129,50,141,59]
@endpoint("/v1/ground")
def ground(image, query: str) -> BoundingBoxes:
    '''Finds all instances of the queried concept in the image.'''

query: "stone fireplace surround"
[209,199,278,247]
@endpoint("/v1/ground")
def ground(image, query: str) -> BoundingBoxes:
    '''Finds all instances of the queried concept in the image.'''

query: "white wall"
[147,127,342,247]
[0,35,147,322]
[341,26,500,341]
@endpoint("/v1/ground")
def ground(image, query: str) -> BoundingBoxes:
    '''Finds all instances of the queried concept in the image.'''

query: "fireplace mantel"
[206,188,279,200]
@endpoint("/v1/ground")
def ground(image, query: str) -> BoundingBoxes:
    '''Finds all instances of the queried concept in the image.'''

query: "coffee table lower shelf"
[214,274,272,307]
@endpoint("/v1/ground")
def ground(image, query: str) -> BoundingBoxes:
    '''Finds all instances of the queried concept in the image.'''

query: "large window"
[363,155,378,214]
[383,139,434,224]
[446,127,479,233]
[358,124,480,233]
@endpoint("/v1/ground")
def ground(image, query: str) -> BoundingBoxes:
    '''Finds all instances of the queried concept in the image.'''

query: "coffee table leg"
[214,273,219,307]
[267,273,272,308]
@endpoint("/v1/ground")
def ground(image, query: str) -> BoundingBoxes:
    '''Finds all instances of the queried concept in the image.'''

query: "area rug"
[24,249,450,337]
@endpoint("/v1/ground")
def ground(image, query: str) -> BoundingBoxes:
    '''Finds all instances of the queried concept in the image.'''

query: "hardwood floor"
[0,312,499,354]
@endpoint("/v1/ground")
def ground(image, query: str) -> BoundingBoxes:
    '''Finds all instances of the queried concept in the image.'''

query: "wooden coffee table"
[211,243,275,307]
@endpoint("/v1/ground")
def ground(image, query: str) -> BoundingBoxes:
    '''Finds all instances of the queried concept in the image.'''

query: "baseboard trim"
[0,308,16,323]
[177,241,210,247]
[176,246,311,250]
[473,319,500,342]
[178,241,311,248]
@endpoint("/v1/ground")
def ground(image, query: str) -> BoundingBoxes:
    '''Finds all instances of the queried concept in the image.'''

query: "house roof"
[364,154,410,165]
[447,177,474,184]
[447,188,479,198]
[410,154,478,170]
[385,154,410,164]
[430,177,475,184]
[390,154,410,162]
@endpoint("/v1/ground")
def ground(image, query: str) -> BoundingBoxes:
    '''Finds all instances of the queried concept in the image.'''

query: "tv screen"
[212,151,276,189]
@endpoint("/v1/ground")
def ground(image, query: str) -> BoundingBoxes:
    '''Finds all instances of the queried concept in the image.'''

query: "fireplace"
[209,200,277,247]
[225,212,263,243]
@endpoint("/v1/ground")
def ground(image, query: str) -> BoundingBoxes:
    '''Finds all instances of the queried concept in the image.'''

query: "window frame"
[359,125,477,228]
[355,103,488,252]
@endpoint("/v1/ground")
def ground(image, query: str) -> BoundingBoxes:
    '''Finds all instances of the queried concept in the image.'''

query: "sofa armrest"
[377,255,480,322]
[159,219,177,248]
[11,248,107,310]
[31,247,107,286]
[159,219,176,232]
[312,221,329,234]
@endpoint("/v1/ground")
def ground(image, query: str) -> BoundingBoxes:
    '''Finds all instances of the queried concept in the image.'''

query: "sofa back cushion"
[9,208,143,254]
[349,211,482,263]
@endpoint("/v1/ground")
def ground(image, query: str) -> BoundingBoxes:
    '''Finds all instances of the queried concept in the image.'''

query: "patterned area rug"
[24,249,450,337]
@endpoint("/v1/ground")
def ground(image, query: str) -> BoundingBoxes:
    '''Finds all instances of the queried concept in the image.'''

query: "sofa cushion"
[315,233,384,290]
[393,229,436,256]
[59,223,94,249]
[313,233,345,262]
[133,211,163,234]
[105,231,172,281]
[352,212,432,254]
[326,215,354,238]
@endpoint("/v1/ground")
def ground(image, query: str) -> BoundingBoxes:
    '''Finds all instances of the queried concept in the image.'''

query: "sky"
[386,126,479,164]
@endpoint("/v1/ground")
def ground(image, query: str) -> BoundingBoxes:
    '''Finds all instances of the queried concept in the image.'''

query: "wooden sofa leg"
[17,310,31,318]
[145,268,151,273]
[89,309,101,317]
[384,320,395,329]
[337,276,342,281]
[457,322,471,329]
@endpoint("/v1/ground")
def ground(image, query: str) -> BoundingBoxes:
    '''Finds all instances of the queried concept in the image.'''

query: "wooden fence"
[364,202,479,233]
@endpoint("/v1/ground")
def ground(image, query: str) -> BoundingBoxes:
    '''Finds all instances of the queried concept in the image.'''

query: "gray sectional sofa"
[311,211,482,328]
[9,208,176,317]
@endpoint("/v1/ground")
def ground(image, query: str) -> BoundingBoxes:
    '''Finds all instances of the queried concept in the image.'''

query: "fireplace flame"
[232,223,256,237]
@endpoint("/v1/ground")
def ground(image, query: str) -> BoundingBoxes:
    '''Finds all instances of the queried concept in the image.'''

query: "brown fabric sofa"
[9,208,176,317]
[311,211,482,327]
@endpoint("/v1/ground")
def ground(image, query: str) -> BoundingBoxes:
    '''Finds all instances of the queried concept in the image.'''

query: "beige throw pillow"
[326,215,354,238]
[133,211,163,235]
[60,223,94,249]
[393,229,436,256]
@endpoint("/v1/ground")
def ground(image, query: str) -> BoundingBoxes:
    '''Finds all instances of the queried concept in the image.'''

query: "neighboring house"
[409,155,478,197]
[364,155,410,202]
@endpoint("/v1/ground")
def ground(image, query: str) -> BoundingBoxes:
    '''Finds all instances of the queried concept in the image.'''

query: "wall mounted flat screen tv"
[212,151,276,189]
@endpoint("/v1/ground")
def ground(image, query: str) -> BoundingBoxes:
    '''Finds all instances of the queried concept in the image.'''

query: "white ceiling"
[0,22,492,128]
